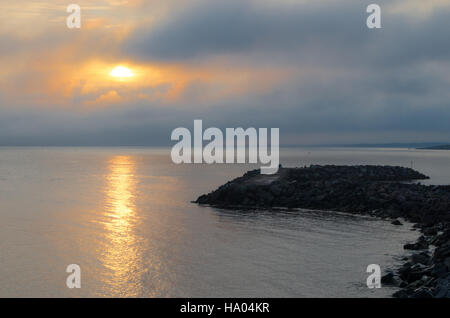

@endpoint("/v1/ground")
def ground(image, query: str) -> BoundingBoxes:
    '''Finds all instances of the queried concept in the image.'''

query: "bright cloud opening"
[110,66,134,78]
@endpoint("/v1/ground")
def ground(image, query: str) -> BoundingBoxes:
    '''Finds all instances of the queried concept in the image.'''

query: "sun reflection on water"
[99,155,145,297]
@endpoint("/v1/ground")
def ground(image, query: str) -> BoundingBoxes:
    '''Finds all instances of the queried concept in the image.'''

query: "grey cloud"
[124,0,368,61]
[2,0,450,146]
[124,0,450,71]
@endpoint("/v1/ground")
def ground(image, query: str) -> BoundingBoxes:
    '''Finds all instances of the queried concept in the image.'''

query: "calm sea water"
[1,147,449,298]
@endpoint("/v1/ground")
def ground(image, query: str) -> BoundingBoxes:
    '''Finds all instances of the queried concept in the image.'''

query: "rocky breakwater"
[195,165,450,298]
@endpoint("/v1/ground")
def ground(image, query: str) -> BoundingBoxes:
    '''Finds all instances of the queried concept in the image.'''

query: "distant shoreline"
[418,145,450,150]
[0,143,449,149]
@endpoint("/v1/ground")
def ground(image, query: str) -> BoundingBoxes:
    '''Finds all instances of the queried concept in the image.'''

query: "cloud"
[388,0,450,17]
[124,0,367,61]
[124,0,450,70]
[2,0,450,145]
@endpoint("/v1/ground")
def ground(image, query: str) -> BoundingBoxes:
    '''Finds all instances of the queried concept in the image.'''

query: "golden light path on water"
[92,154,183,297]
[99,155,146,297]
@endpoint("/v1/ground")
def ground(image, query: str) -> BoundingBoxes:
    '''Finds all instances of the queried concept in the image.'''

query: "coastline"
[195,165,450,298]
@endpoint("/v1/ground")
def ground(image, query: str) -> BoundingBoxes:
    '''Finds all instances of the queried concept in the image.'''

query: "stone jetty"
[195,165,450,298]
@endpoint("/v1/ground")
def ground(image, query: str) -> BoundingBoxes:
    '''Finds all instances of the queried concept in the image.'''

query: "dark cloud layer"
[2,0,450,146]
[125,1,368,61]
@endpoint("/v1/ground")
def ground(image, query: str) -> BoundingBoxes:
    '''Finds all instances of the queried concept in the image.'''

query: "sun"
[110,66,134,78]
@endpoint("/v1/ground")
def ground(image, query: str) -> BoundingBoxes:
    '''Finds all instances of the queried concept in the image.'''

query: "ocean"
[1,147,449,297]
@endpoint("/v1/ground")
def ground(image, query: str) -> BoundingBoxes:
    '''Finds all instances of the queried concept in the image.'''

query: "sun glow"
[110,66,134,78]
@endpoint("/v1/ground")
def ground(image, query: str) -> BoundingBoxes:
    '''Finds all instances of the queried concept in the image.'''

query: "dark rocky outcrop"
[195,165,450,298]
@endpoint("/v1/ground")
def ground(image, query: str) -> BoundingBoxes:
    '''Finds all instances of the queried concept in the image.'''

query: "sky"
[1,0,450,146]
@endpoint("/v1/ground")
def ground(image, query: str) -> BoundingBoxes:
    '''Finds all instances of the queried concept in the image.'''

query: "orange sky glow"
[0,0,293,110]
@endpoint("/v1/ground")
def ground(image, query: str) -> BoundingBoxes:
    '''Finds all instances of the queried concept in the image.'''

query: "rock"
[423,227,438,236]
[406,279,425,290]
[399,280,408,288]
[445,257,450,270]
[391,219,403,226]
[399,263,431,284]
[404,242,424,250]
[434,244,450,260]
[269,184,282,196]
[431,262,448,278]
[404,237,429,250]
[434,275,450,298]
[398,262,412,277]
[381,272,397,285]
[422,276,435,287]
[393,289,410,298]
[411,287,433,298]
[411,252,431,265]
